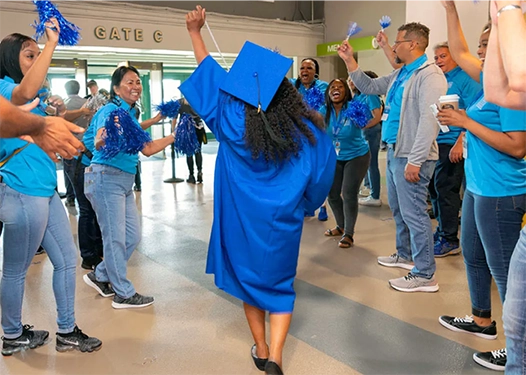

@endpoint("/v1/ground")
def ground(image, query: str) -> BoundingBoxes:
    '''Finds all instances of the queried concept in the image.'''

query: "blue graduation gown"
[180,56,336,313]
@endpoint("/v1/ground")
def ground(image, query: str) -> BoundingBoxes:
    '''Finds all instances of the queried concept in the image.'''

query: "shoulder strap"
[0,143,30,168]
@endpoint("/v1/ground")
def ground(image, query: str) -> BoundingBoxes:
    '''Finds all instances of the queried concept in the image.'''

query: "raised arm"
[483,16,526,109]
[376,31,403,70]
[495,0,526,92]
[338,40,394,96]
[442,1,483,82]
[11,19,59,105]
[186,6,209,65]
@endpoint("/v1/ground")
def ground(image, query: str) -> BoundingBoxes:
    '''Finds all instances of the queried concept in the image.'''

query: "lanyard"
[386,69,410,106]
[331,108,345,138]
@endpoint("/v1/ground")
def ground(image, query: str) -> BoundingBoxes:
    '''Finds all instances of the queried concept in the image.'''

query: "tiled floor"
[0,144,501,374]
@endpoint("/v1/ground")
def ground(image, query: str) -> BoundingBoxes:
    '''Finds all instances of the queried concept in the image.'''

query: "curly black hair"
[244,77,324,164]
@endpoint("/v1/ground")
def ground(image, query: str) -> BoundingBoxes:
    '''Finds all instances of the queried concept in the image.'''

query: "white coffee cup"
[439,94,460,111]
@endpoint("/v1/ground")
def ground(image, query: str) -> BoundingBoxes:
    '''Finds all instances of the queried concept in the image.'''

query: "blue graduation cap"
[220,41,293,112]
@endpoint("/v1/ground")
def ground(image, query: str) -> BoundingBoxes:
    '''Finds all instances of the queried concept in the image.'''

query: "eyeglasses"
[393,40,414,46]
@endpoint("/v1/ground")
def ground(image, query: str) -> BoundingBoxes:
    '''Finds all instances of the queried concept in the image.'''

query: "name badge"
[462,135,468,159]
[334,141,340,155]
[381,107,390,122]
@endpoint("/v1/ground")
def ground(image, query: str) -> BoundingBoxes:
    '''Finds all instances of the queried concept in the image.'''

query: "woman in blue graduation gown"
[182,7,336,375]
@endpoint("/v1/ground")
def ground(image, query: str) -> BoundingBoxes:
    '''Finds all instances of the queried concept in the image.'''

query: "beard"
[395,55,402,64]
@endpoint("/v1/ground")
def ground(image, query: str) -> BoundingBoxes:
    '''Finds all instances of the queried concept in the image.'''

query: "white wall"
[405,0,490,62]
[324,1,407,77]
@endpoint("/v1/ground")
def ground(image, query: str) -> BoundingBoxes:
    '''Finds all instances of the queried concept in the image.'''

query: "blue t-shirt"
[353,93,382,116]
[465,91,526,197]
[320,104,369,161]
[289,78,328,97]
[89,98,141,174]
[438,67,481,145]
[0,77,57,197]
[382,54,428,144]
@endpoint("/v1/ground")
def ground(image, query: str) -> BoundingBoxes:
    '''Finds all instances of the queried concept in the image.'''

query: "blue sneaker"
[434,238,461,258]
[433,230,440,242]
[318,206,328,221]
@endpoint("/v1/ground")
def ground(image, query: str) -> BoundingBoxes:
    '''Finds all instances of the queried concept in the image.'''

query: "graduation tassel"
[155,99,181,119]
[174,114,201,156]
[205,20,230,70]
[341,101,372,129]
[99,108,152,159]
[303,86,325,112]
[31,0,81,46]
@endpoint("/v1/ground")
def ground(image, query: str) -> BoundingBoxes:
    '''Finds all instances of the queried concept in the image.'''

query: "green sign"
[317,36,376,57]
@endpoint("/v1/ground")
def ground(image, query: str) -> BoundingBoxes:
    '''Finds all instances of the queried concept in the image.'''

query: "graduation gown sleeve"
[304,126,337,212]
[179,55,227,138]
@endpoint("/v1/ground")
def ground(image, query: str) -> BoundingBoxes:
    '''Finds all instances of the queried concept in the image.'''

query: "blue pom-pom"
[155,99,181,118]
[341,101,372,129]
[99,108,152,159]
[174,114,201,156]
[32,0,81,46]
[346,22,362,39]
[379,15,392,29]
[303,86,325,112]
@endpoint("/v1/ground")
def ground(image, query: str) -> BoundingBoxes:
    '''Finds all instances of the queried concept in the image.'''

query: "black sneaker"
[35,246,45,255]
[197,172,203,183]
[81,257,102,271]
[1,325,49,356]
[112,292,154,309]
[186,174,196,184]
[473,348,506,371]
[439,315,497,339]
[83,272,115,298]
[56,326,102,353]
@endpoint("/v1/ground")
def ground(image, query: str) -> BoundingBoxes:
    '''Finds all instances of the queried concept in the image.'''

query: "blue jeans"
[428,144,464,242]
[386,147,436,278]
[84,164,141,299]
[461,190,526,318]
[504,226,526,374]
[0,183,76,338]
[363,124,381,199]
[64,158,103,262]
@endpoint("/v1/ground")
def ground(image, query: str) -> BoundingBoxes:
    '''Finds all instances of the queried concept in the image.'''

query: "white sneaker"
[359,196,382,207]
[359,188,371,197]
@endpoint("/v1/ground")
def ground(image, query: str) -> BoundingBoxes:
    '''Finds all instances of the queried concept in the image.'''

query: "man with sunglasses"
[338,22,448,292]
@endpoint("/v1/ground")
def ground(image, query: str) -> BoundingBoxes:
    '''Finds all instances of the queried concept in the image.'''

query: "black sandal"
[251,344,268,371]
[324,226,343,237]
[338,234,354,248]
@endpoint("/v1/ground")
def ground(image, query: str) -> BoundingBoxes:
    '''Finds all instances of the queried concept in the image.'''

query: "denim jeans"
[84,164,141,299]
[363,124,382,199]
[328,152,370,236]
[428,144,464,242]
[63,158,103,262]
[0,183,77,338]
[504,226,526,374]
[386,147,436,278]
[461,190,526,318]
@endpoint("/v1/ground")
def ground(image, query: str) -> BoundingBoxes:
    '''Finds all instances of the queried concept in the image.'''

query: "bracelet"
[497,4,521,17]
